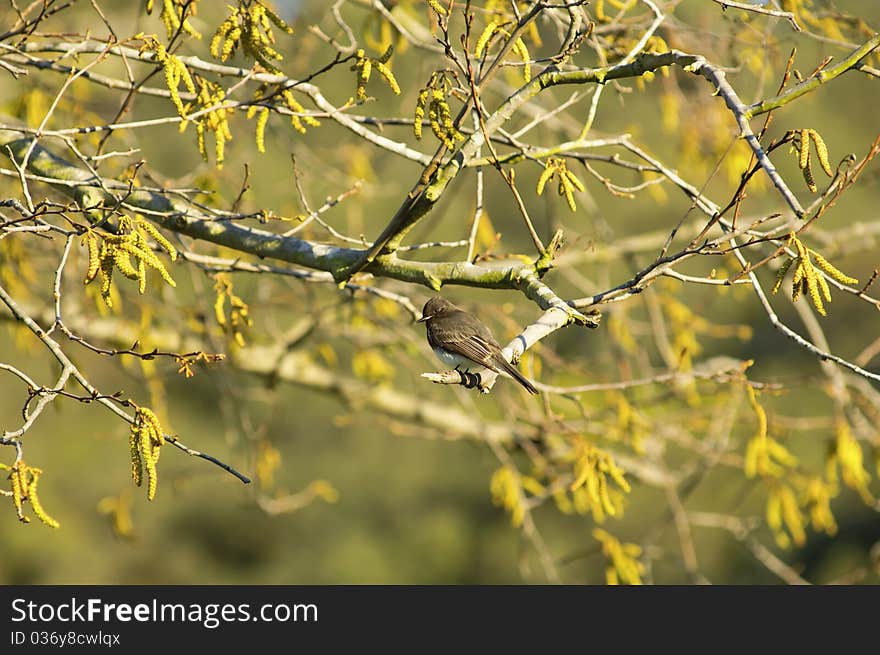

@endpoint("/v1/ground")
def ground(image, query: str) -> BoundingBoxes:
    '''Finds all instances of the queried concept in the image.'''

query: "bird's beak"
[416,314,431,323]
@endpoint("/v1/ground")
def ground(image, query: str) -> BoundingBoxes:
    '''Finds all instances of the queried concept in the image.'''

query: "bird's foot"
[457,369,488,393]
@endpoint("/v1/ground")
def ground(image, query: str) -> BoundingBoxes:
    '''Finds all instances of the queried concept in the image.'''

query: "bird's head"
[417,296,456,322]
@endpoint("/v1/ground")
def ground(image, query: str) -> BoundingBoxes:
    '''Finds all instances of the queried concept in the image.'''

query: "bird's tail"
[494,356,539,394]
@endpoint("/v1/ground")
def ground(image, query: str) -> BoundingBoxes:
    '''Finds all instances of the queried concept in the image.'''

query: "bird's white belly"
[432,347,483,371]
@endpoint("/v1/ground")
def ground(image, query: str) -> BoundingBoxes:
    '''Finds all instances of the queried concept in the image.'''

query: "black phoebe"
[418,297,538,394]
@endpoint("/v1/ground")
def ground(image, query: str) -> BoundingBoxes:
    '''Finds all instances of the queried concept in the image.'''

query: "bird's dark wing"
[428,311,538,394]
[428,325,500,367]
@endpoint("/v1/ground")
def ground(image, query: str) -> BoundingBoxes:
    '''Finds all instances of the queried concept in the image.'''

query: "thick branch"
[0,126,547,293]
[746,34,880,118]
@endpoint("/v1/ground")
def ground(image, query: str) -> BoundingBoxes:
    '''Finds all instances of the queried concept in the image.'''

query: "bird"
[417,296,538,394]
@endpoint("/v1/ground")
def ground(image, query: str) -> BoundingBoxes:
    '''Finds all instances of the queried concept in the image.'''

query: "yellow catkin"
[598,474,614,516]
[767,439,798,468]
[766,489,782,533]
[801,257,818,289]
[146,459,158,500]
[513,37,531,82]
[115,240,158,275]
[780,484,806,546]
[808,129,833,177]
[196,122,206,159]
[607,465,631,494]
[358,55,373,84]
[559,173,577,211]
[772,257,794,294]
[804,477,837,535]
[428,101,443,143]
[744,438,759,478]
[255,106,270,153]
[215,124,227,166]
[832,421,873,503]
[137,218,177,260]
[161,0,179,33]
[263,2,294,33]
[373,61,401,95]
[255,3,273,36]
[791,260,805,286]
[816,272,832,303]
[806,274,826,315]
[136,253,146,292]
[810,251,858,284]
[244,27,263,65]
[414,89,429,139]
[139,421,158,501]
[358,51,371,95]
[164,0,200,41]
[791,259,805,299]
[169,55,194,117]
[570,456,589,492]
[301,109,319,129]
[141,408,166,447]
[99,252,115,307]
[223,27,241,60]
[10,464,28,522]
[129,426,143,486]
[645,35,669,53]
[536,163,555,196]
[181,20,200,41]
[437,96,456,135]
[117,241,176,287]
[27,469,59,528]
[490,466,523,526]
[283,91,319,131]
[436,96,459,146]
[798,129,810,170]
[83,232,100,284]
[802,159,817,192]
[214,290,227,326]
[585,473,601,515]
[606,568,619,585]
[474,22,498,58]
[155,261,176,287]
[160,52,181,114]
[287,112,304,135]
[427,0,447,15]
[210,22,230,59]
[561,176,577,212]
[594,528,643,585]
[113,249,140,280]
[564,168,586,192]
[569,445,630,521]
[165,0,181,32]
[746,386,767,440]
